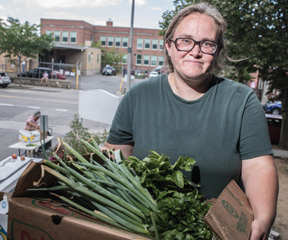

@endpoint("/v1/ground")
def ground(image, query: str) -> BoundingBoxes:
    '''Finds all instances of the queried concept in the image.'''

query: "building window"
[122,37,128,48]
[143,55,149,65]
[152,39,158,50]
[70,31,77,43]
[115,37,121,47]
[100,36,106,46]
[122,54,127,64]
[91,35,94,42]
[158,56,164,66]
[137,38,143,49]
[62,31,68,43]
[54,31,60,42]
[144,39,151,49]
[151,56,157,66]
[108,36,114,47]
[46,30,53,37]
[136,55,142,65]
[159,39,164,50]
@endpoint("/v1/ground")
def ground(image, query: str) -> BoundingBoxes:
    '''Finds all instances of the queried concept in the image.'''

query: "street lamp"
[126,0,135,91]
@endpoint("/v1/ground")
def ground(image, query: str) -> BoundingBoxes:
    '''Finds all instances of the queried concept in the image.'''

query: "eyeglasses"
[170,37,219,55]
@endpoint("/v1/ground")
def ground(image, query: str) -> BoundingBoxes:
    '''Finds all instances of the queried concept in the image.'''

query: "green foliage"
[92,41,124,73]
[0,17,54,66]
[64,114,108,154]
[123,151,212,239]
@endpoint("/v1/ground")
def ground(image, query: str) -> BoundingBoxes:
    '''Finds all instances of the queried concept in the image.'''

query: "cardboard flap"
[12,161,57,198]
[204,180,254,240]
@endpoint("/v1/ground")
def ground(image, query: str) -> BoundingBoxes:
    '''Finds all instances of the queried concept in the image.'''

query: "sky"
[0,0,175,29]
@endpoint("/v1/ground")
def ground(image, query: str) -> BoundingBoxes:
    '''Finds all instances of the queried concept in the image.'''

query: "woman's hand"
[242,155,278,240]
[250,219,271,240]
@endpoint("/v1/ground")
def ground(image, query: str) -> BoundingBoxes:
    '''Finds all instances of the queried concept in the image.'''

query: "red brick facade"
[41,19,165,73]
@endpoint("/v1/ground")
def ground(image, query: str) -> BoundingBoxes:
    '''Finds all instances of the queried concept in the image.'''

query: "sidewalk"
[273,148,288,159]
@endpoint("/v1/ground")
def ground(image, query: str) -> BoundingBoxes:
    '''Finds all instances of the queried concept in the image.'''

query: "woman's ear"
[165,40,172,57]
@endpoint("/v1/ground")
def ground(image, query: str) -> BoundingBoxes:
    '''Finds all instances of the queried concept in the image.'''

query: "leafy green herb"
[124,152,200,200]
[124,152,213,239]
[26,143,38,147]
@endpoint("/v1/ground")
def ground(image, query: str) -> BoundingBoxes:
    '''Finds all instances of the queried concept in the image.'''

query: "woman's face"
[166,13,218,82]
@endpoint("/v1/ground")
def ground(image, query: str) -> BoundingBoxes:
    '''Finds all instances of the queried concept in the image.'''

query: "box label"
[10,219,54,240]
[32,199,74,216]
[0,224,7,240]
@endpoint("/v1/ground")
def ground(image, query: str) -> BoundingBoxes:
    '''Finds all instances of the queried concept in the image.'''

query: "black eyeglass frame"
[170,37,219,55]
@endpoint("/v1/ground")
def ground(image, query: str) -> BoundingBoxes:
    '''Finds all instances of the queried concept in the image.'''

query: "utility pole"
[126,0,135,91]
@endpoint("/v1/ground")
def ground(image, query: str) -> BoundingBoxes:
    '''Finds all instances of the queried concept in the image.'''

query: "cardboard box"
[204,180,254,240]
[7,162,152,240]
[19,130,40,143]
[0,192,11,240]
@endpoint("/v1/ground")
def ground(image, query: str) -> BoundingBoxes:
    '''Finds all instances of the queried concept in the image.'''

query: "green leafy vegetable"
[123,152,212,239]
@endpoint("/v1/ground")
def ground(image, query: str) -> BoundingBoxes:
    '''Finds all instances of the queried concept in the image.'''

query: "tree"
[160,0,288,149]
[92,41,125,73]
[0,17,54,86]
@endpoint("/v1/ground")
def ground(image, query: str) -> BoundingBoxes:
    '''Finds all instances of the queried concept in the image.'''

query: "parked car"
[149,71,159,78]
[123,69,135,76]
[266,114,282,144]
[264,101,282,115]
[0,71,11,88]
[135,70,147,79]
[102,66,116,76]
[53,71,66,80]
[19,67,66,80]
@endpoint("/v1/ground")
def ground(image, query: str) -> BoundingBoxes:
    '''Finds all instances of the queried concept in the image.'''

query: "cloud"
[0,5,4,10]
[150,7,163,11]
[14,0,123,9]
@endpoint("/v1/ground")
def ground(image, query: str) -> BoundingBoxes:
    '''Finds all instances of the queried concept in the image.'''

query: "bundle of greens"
[29,138,212,239]
[124,151,213,240]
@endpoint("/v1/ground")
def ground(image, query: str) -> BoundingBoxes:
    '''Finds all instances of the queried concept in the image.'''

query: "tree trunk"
[279,88,288,150]
[18,56,22,87]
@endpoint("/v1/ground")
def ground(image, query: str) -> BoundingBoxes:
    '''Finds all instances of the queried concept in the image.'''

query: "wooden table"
[9,136,54,157]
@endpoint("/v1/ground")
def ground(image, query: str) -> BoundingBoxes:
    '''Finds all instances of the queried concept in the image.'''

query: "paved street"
[0,74,142,160]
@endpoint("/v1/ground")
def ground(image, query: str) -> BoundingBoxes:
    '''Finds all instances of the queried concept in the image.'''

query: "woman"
[25,111,41,131]
[105,3,278,239]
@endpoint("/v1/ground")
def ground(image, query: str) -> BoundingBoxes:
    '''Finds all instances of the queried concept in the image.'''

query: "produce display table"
[0,156,42,193]
[9,136,54,157]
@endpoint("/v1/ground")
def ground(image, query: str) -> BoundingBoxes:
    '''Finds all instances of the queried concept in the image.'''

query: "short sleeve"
[106,93,134,144]
[239,92,273,159]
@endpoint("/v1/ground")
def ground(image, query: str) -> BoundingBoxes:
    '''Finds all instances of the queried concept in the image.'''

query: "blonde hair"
[164,2,227,73]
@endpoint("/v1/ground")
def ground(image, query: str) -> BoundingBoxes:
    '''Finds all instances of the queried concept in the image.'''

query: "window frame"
[137,38,143,49]
[100,36,106,47]
[62,31,69,43]
[136,54,142,65]
[144,39,151,49]
[70,31,77,44]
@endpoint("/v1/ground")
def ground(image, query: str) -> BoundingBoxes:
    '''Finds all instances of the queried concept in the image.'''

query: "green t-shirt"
[107,75,273,198]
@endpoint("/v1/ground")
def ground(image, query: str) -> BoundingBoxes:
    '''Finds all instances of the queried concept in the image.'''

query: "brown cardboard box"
[204,180,254,240]
[41,131,48,140]
[7,162,152,240]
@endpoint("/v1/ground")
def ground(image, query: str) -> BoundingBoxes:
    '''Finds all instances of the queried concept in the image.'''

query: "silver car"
[0,71,11,88]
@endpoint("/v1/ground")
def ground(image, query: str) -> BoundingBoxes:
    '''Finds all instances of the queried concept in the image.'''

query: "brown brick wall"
[41,19,165,72]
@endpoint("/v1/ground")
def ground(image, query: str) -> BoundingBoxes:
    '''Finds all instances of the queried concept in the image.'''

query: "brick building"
[40,18,165,74]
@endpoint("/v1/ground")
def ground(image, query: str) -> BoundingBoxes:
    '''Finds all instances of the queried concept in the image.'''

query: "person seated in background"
[25,111,41,131]
[24,111,52,153]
